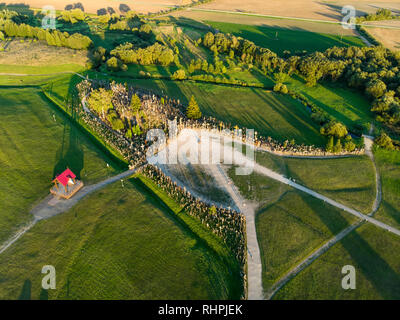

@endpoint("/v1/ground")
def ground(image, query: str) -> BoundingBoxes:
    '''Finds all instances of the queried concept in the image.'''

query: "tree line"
[0,11,92,50]
[201,31,400,148]
[110,42,175,67]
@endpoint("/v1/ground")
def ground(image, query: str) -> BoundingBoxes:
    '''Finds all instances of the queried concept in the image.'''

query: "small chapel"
[50,168,83,199]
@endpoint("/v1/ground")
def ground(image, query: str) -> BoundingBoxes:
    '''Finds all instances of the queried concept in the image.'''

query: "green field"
[374,148,400,229]
[0,177,242,299]
[284,75,374,131]
[115,78,326,146]
[206,21,365,55]
[228,157,363,292]
[231,150,376,214]
[257,190,357,291]
[0,87,121,243]
[281,156,376,214]
[274,223,400,299]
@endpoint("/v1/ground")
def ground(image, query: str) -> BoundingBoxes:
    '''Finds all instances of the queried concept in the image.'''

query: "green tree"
[375,132,395,150]
[172,69,186,80]
[326,136,334,152]
[320,121,348,138]
[203,32,215,47]
[87,88,113,119]
[130,94,141,113]
[365,79,387,99]
[333,139,342,153]
[186,96,202,119]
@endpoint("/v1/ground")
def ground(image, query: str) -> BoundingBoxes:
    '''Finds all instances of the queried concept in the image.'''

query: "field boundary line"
[188,8,400,30]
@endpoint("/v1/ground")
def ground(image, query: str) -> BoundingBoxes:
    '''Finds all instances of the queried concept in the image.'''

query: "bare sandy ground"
[0,40,88,66]
[368,27,400,51]
[3,0,192,14]
[198,0,400,22]
[363,20,400,51]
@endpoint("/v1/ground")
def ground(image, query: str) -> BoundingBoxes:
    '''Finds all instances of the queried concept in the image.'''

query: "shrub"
[375,132,395,150]
[186,96,201,119]
[172,69,186,80]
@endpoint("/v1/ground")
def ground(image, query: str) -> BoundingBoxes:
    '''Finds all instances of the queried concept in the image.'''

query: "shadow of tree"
[18,279,31,300]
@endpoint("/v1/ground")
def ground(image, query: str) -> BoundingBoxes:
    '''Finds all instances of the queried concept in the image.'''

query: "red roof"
[55,168,76,187]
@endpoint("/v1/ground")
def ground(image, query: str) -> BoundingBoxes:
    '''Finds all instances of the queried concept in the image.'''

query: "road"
[209,164,264,300]
[188,8,400,30]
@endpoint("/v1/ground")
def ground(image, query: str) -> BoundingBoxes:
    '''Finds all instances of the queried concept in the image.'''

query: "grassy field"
[231,150,376,214]
[0,87,121,244]
[281,155,376,214]
[0,40,88,68]
[256,190,357,291]
[284,75,374,131]
[274,223,400,299]
[228,149,376,292]
[0,177,242,299]
[113,77,326,146]
[374,148,400,229]
[206,21,364,55]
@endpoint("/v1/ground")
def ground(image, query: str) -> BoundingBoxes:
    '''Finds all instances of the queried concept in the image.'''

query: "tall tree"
[186,96,202,120]
[130,94,141,122]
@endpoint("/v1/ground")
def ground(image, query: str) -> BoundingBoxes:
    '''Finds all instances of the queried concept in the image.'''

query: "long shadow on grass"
[127,177,243,299]
[381,200,400,228]
[18,279,31,300]
[250,88,324,146]
[53,120,84,180]
[298,191,400,299]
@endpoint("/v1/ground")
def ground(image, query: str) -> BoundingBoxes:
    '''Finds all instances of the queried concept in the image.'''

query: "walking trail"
[0,169,136,255]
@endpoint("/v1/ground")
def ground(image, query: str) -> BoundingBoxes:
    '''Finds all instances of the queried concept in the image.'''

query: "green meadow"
[274,223,400,299]
[115,78,326,146]
[374,148,400,229]
[0,178,242,299]
[257,190,357,291]
[206,21,365,55]
[0,87,121,243]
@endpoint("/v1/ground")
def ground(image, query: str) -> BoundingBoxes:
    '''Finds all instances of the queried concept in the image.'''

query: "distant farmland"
[206,21,365,55]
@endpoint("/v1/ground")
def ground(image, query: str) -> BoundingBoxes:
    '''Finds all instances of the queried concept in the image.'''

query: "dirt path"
[209,164,264,300]
[0,169,137,255]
